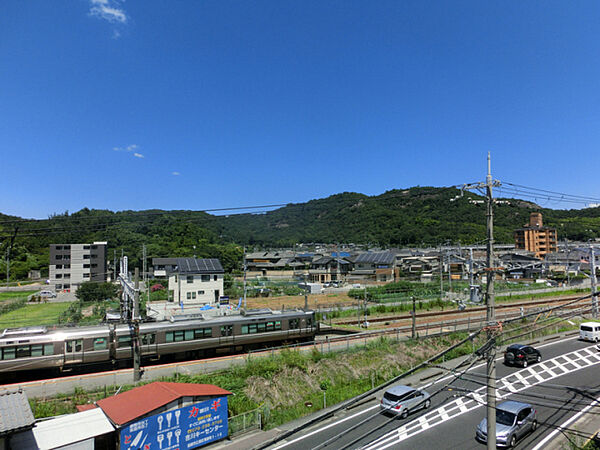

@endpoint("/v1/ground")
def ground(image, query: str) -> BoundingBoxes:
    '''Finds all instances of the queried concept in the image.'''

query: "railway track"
[332,295,587,326]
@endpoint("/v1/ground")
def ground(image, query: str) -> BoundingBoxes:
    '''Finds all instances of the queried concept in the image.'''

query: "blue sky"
[2,1,600,218]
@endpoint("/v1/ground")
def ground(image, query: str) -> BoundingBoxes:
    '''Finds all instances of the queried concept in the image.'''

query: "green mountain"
[1,186,599,279]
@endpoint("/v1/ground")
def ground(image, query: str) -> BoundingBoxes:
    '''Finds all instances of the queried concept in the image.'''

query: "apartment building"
[514,212,558,259]
[49,242,107,292]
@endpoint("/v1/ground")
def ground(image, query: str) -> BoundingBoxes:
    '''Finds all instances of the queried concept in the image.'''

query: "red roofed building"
[96,382,231,426]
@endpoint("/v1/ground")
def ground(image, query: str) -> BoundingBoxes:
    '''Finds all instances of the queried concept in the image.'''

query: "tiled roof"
[96,382,231,426]
[0,389,35,436]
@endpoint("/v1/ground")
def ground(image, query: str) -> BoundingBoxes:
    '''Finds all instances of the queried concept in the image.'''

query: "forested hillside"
[1,186,600,280]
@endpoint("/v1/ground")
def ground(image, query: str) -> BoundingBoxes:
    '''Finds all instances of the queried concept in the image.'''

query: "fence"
[229,406,265,436]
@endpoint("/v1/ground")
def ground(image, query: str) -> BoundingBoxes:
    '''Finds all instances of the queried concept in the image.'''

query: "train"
[0,308,317,374]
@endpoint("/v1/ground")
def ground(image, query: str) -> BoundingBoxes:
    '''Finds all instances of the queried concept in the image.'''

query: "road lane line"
[531,395,600,450]
[270,404,379,449]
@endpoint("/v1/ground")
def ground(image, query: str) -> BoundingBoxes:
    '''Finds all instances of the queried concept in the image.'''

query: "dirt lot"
[246,292,357,310]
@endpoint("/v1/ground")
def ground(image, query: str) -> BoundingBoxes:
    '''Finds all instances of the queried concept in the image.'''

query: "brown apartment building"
[514,212,557,258]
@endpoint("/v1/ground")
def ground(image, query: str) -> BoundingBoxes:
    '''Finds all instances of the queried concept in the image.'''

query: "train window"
[306,317,312,328]
[141,334,155,345]
[44,344,54,355]
[289,319,299,329]
[166,332,173,343]
[94,338,107,350]
[221,325,233,337]
[174,330,185,342]
[118,336,132,348]
[275,321,281,330]
[194,328,212,339]
[31,345,43,357]
[17,346,31,358]
[185,330,194,340]
[242,324,260,334]
[2,347,15,360]
[257,322,266,333]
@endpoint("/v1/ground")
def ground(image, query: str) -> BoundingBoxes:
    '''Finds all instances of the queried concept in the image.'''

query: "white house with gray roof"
[167,258,225,306]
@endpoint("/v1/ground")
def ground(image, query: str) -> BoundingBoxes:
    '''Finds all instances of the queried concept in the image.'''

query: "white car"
[39,290,57,298]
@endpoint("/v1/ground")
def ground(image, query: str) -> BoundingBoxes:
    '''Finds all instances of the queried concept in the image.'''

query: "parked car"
[380,385,431,418]
[38,290,57,298]
[504,344,541,368]
[580,322,600,342]
[476,400,538,447]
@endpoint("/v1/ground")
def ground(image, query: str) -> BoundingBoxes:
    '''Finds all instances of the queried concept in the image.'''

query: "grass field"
[0,291,38,302]
[0,302,72,328]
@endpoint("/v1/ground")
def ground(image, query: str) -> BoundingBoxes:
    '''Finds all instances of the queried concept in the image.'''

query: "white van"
[580,322,600,342]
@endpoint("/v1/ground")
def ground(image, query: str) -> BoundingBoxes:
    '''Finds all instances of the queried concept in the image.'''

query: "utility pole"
[591,246,598,318]
[243,247,247,310]
[460,152,501,450]
[439,244,444,302]
[411,296,416,339]
[484,153,497,450]
[113,249,117,282]
[142,244,148,304]
[447,248,452,291]
[133,267,141,382]
[363,287,368,327]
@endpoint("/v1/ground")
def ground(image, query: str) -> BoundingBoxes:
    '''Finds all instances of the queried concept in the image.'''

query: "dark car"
[504,344,541,368]
[476,400,538,447]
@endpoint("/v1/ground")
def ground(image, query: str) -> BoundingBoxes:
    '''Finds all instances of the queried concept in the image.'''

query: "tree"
[75,282,119,303]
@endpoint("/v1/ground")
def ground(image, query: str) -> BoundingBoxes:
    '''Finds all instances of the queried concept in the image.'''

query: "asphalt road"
[268,336,600,450]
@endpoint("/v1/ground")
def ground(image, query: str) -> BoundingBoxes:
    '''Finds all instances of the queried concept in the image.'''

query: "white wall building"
[167,258,225,306]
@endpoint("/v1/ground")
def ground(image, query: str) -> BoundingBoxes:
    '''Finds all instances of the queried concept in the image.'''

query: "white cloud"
[113,144,143,159]
[172,171,180,176]
[113,144,139,153]
[89,0,127,24]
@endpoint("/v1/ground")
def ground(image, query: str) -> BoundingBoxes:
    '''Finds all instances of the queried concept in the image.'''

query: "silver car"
[476,400,538,447]
[380,385,431,418]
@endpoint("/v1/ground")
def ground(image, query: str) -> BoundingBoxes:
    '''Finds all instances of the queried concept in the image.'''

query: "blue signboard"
[120,396,228,450]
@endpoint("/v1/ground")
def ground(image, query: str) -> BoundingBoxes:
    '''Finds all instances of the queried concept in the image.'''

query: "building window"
[64,245,70,250]
[55,246,62,250]
[56,255,63,260]
[83,255,90,259]
[55,274,62,279]
[83,264,90,268]
[214,275,218,281]
[201,275,210,282]
[186,276,194,284]
[63,284,70,289]
[83,273,90,278]
[56,265,62,269]
[64,265,70,269]
[56,284,62,289]
[83,245,90,250]
[197,290,204,295]
[91,245,97,250]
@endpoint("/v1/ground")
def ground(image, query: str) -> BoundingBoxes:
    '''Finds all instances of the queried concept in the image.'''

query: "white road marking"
[362,343,600,450]
[530,394,600,450]
[270,404,379,449]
